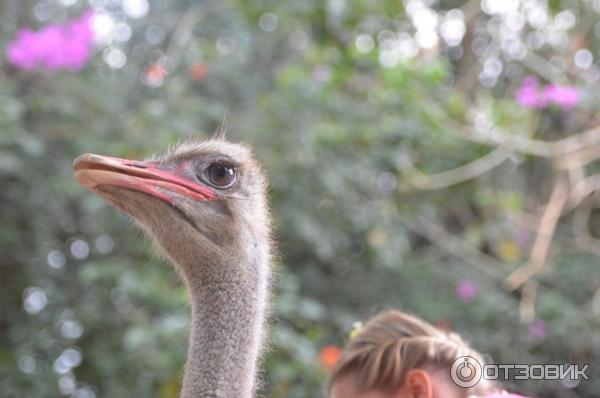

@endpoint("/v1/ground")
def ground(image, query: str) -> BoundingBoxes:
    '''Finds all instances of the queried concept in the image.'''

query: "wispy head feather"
[211,112,229,141]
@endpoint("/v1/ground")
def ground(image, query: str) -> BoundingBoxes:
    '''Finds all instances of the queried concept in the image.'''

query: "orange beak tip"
[73,153,93,170]
[74,169,102,189]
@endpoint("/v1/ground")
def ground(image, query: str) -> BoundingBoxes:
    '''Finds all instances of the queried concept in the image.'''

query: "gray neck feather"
[179,246,269,398]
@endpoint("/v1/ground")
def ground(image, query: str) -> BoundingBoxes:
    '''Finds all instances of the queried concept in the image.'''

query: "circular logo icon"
[450,355,482,388]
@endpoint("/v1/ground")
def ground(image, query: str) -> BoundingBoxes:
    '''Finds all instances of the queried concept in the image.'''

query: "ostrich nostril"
[131,162,147,169]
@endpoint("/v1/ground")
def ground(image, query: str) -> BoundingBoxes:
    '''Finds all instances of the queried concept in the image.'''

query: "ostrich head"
[74,136,270,284]
[73,136,272,398]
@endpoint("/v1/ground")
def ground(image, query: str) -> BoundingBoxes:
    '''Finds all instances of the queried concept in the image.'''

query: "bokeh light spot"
[122,0,149,19]
[61,319,84,339]
[145,25,165,45]
[289,30,308,50]
[23,287,48,314]
[574,49,593,70]
[95,235,114,254]
[103,47,127,69]
[114,22,132,43]
[259,13,278,32]
[92,12,115,46]
[58,375,76,395]
[18,356,36,374]
[47,250,66,269]
[70,239,90,260]
[355,34,374,53]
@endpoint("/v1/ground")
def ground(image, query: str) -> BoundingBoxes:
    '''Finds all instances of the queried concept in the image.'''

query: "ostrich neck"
[174,243,269,398]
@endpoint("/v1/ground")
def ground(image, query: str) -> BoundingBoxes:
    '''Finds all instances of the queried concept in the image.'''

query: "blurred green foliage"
[1,1,599,397]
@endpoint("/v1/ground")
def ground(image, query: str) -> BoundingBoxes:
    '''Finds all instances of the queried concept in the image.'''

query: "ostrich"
[73,135,272,398]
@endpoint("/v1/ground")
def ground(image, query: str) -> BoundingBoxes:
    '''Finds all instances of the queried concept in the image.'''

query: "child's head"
[328,310,496,398]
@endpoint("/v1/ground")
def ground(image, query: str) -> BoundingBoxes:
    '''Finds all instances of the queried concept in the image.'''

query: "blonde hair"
[329,310,495,395]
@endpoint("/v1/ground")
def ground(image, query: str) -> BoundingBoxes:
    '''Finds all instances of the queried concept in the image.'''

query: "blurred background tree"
[1,0,599,397]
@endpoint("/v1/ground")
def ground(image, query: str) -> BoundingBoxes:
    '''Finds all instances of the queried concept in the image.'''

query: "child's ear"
[403,369,434,398]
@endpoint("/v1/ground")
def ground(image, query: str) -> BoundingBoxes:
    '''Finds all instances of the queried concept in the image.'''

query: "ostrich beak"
[73,153,216,204]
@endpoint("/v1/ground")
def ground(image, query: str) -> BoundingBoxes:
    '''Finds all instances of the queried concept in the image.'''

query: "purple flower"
[6,10,94,72]
[515,76,549,109]
[528,319,548,340]
[512,224,532,250]
[456,279,478,303]
[545,84,580,110]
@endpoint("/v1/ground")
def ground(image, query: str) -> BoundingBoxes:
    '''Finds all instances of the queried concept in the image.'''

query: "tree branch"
[405,147,511,190]
[456,124,600,158]
[405,213,505,279]
[519,280,538,322]
[505,177,569,291]
[425,103,600,158]
[571,197,600,257]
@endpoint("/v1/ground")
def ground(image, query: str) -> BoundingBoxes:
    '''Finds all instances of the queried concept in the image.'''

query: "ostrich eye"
[205,162,236,188]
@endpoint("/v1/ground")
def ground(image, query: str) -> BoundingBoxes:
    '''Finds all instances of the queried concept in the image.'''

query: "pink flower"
[545,84,580,109]
[528,319,548,340]
[515,76,581,110]
[515,76,549,108]
[36,26,66,70]
[6,10,94,72]
[456,279,478,303]
[7,29,42,70]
